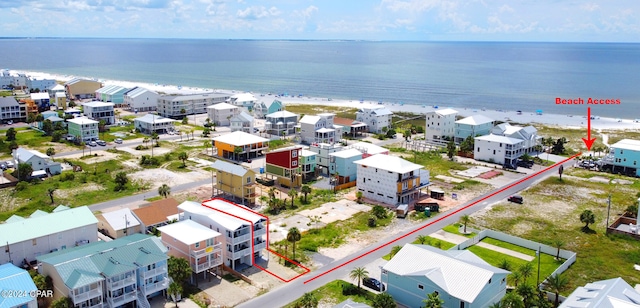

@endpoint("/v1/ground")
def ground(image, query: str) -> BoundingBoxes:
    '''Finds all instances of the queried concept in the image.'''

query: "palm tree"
[519,263,534,284]
[259,195,268,206]
[552,239,565,260]
[349,267,369,289]
[460,214,471,233]
[416,234,429,245]
[499,259,511,271]
[143,137,150,148]
[288,188,298,208]
[501,291,524,308]
[301,185,312,203]
[168,281,182,308]
[508,271,522,287]
[372,292,396,308]
[298,292,318,308]
[422,291,444,308]
[545,273,569,308]
[233,146,243,161]
[151,132,159,146]
[287,227,302,260]
[516,283,536,307]
[580,209,595,230]
[47,186,57,204]
[178,151,188,167]
[158,184,171,198]
[390,245,402,258]
[203,140,212,155]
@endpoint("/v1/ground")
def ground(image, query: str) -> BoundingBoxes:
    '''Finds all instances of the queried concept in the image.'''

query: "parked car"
[508,195,524,204]
[517,160,534,168]
[88,141,97,147]
[96,140,107,146]
[5,161,14,168]
[114,138,123,144]
[363,277,385,292]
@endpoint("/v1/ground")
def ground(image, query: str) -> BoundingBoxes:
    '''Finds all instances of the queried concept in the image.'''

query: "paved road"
[56,134,190,158]
[237,157,576,308]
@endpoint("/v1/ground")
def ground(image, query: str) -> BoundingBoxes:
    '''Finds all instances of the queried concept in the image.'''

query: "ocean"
[1,38,638,118]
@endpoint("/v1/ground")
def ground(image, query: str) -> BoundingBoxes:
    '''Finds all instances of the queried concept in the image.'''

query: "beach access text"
[556,97,621,105]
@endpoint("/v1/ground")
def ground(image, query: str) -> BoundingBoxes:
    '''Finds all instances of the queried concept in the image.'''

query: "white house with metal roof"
[206,102,240,126]
[0,263,38,308]
[455,114,495,143]
[123,87,159,112]
[230,111,254,133]
[13,147,62,175]
[356,106,393,134]
[97,208,142,239]
[0,206,98,267]
[299,113,343,144]
[37,234,168,308]
[265,110,298,136]
[599,139,640,177]
[382,244,509,308]
[560,277,640,308]
[474,134,525,167]
[82,101,115,125]
[134,114,178,134]
[159,219,223,277]
[354,154,430,205]
[227,93,257,109]
[178,199,267,270]
[491,123,541,153]
[424,108,458,141]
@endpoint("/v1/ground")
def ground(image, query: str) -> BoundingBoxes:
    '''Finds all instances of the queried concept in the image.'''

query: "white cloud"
[236,6,280,20]
[293,5,318,19]
[580,3,600,12]
[498,4,514,13]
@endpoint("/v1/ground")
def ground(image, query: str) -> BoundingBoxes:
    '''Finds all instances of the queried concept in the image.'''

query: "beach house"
[212,160,257,205]
[212,131,269,161]
[382,244,509,308]
[266,146,303,188]
[228,93,257,110]
[560,277,640,308]
[0,205,98,267]
[30,92,51,112]
[134,114,178,134]
[177,199,267,270]
[329,148,363,188]
[67,117,99,142]
[13,147,62,176]
[207,102,240,126]
[300,149,317,181]
[82,101,115,125]
[490,123,541,153]
[474,134,526,167]
[64,78,102,100]
[0,263,38,308]
[425,108,458,141]
[356,106,393,134]
[132,197,180,233]
[354,154,430,205]
[97,208,142,239]
[299,113,343,144]
[95,85,130,106]
[157,93,230,118]
[455,114,494,143]
[600,139,640,177]
[48,83,66,97]
[254,100,283,118]
[54,92,67,109]
[26,77,56,93]
[0,96,26,124]
[265,110,298,136]
[334,117,368,137]
[38,111,65,130]
[37,234,169,308]
[159,219,223,279]
[230,111,254,133]
[309,143,344,176]
[123,87,160,112]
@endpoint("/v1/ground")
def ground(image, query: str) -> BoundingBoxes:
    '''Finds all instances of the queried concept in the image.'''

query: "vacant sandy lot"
[128,168,211,189]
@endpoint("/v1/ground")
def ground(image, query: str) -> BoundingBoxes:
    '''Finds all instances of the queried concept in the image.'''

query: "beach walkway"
[429,230,534,261]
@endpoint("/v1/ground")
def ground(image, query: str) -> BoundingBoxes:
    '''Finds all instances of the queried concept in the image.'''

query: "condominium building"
[356,106,393,134]
[123,87,160,112]
[95,85,129,106]
[159,219,223,277]
[157,93,229,118]
[425,108,458,141]
[67,117,99,141]
[212,160,257,206]
[26,77,56,92]
[177,199,268,270]
[82,101,115,125]
[0,96,26,124]
[228,93,257,109]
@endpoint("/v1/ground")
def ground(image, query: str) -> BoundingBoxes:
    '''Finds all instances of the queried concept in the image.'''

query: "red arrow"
[582,107,596,150]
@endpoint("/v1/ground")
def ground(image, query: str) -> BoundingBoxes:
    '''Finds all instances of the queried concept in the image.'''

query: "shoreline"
[16,70,640,131]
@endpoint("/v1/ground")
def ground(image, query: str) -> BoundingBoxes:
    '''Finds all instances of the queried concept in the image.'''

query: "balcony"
[108,276,136,290]
[71,288,102,304]
[253,227,267,237]
[254,241,267,251]
[108,292,137,307]
[143,277,169,295]
[141,265,168,279]
[227,232,251,244]
[192,255,222,273]
[191,244,222,258]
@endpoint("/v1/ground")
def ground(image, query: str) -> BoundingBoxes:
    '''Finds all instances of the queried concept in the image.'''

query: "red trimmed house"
[266,146,303,188]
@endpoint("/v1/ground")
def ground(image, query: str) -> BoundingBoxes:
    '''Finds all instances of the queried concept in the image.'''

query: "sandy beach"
[17,70,640,131]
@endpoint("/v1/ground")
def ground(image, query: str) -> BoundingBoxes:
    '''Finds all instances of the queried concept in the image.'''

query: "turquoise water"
[0,38,638,118]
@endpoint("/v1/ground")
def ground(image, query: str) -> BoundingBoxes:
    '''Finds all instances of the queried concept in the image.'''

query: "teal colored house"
[300,149,317,181]
[0,263,38,308]
[382,244,509,308]
[95,85,129,106]
[255,100,283,119]
[329,148,363,185]
[601,139,640,177]
[454,114,494,143]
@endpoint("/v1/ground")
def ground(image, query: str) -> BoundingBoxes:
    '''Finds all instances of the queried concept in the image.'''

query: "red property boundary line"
[201,198,311,282]
[303,153,581,284]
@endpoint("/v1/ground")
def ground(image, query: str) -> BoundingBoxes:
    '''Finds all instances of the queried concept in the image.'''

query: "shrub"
[372,205,387,219]
[368,217,377,227]
[60,173,75,182]
[342,283,360,296]
[14,181,29,192]
[135,145,146,150]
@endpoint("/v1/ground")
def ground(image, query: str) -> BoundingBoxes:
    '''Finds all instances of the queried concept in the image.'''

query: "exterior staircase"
[137,292,151,308]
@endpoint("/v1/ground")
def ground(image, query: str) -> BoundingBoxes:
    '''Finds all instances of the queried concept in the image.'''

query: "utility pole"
[536,246,541,287]
[606,194,611,229]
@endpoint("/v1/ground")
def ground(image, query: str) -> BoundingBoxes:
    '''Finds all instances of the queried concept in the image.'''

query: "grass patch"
[442,224,476,237]
[268,139,293,150]
[386,149,467,177]
[165,160,194,172]
[285,105,359,119]
[383,235,456,260]
[480,237,537,256]
[467,245,559,286]
[283,280,375,308]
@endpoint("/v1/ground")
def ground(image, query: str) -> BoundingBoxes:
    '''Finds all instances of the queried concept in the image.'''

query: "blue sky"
[1,0,638,42]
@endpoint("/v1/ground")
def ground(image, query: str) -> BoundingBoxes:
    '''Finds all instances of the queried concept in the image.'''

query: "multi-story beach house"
[64,78,102,100]
[0,205,98,267]
[300,149,317,182]
[134,114,178,134]
[132,197,180,233]
[356,106,393,134]
[13,147,62,175]
[424,108,458,141]
[228,93,257,110]
[230,111,254,133]
[354,154,430,205]
[309,143,344,176]
[266,146,303,188]
[123,87,160,112]
[382,244,509,308]
[82,101,115,125]
[561,277,640,307]
[97,208,143,239]
[490,123,541,153]
[299,113,343,144]
[0,96,26,124]
[159,219,223,279]
[0,263,38,308]
[254,100,283,119]
[54,92,67,109]
[177,199,268,270]
[599,139,640,177]
[212,131,269,161]
[30,92,51,111]
[348,141,389,158]
[67,117,99,142]
[265,110,298,136]
[329,148,363,187]
[454,114,494,143]
[334,117,368,138]
[206,102,240,126]
[212,160,257,206]
[26,77,56,92]
[37,234,169,308]
[157,93,230,118]
[95,85,129,106]
[474,134,525,167]
[48,83,66,97]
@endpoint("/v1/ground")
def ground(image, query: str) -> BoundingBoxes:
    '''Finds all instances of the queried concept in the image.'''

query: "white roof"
[230,93,256,102]
[83,101,114,108]
[266,110,297,118]
[350,142,388,155]
[213,131,268,146]
[30,93,49,100]
[611,139,640,152]
[178,199,265,231]
[359,106,393,116]
[208,102,238,110]
[50,84,65,91]
[231,111,253,122]
[561,277,640,308]
[101,208,140,230]
[435,108,458,116]
[316,127,335,133]
[301,149,316,157]
[299,115,321,125]
[475,134,523,145]
[354,154,423,174]
[383,244,509,303]
[55,92,66,98]
[158,220,220,245]
[134,114,177,125]
[329,148,363,159]
[125,87,157,98]
[67,117,99,125]
[212,160,251,177]
[456,114,494,125]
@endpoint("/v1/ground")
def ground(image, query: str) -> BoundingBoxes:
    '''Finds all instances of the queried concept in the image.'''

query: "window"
[418,284,424,290]
[292,151,297,158]
[292,160,298,167]
[460,301,465,308]
[32,239,37,246]
[247,177,251,184]
[477,147,480,152]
